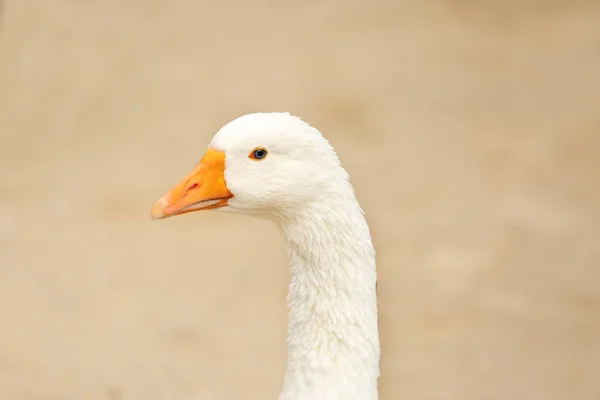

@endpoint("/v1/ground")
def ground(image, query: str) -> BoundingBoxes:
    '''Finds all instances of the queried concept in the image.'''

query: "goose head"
[151,112,348,221]
[151,112,380,399]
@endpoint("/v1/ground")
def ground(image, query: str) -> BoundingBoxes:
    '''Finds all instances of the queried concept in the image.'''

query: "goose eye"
[250,148,268,160]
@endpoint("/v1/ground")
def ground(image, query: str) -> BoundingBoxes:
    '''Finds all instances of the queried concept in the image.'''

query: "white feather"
[209,112,379,400]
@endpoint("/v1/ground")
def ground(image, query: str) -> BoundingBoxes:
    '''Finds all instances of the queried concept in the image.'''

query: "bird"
[151,112,380,400]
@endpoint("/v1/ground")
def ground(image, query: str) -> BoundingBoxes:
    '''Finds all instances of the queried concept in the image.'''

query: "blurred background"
[1,0,599,399]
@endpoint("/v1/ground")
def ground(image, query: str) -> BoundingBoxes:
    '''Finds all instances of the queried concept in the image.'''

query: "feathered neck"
[275,187,380,400]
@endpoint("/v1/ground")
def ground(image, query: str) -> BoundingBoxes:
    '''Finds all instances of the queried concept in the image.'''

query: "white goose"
[151,112,380,400]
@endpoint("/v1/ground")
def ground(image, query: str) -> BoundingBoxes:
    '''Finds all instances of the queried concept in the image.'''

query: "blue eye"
[250,148,268,160]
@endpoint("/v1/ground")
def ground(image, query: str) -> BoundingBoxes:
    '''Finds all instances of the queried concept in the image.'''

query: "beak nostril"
[184,183,198,194]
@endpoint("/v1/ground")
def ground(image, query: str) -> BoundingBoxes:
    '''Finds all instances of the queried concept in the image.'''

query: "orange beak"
[151,148,233,220]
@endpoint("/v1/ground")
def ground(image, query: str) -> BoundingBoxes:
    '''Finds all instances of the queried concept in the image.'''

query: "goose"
[151,112,380,400]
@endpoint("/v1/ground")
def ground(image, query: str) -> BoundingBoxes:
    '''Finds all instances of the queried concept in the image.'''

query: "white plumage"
[152,112,380,400]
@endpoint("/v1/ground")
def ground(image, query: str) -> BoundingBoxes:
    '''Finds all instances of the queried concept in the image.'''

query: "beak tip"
[151,196,169,220]
[150,208,164,220]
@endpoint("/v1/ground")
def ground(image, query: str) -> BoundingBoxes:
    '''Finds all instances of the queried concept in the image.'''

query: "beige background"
[1,1,599,399]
